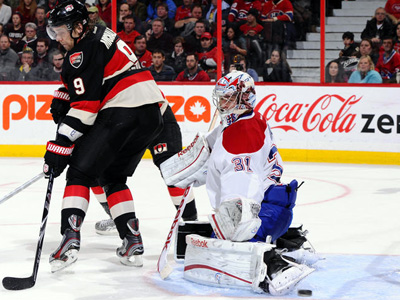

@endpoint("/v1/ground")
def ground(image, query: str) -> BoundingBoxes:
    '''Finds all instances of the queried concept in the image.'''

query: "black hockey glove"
[43,135,74,178]
[50,87,70,124]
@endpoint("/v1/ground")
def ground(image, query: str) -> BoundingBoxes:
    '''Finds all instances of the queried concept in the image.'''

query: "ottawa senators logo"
[69,52,83,68]
[153,143,167,154]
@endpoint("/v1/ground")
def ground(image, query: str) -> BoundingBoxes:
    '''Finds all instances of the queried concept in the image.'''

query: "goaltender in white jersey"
[161,71,318,295]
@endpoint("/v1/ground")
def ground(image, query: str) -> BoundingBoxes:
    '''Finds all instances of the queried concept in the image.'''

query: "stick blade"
[2,276,35,290]
[159,263,173,280]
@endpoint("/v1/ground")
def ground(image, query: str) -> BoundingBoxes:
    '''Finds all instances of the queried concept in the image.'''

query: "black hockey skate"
[49,214,82,272]
[116,218,144,267]
[276,224,321,266]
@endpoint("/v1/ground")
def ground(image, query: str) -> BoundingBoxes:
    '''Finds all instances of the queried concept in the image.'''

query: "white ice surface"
[1,158,400,299]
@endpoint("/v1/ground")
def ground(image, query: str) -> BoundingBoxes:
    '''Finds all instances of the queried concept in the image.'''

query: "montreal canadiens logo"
[154,143,167,154]
[65,4,74,11]
[69,52,83,68]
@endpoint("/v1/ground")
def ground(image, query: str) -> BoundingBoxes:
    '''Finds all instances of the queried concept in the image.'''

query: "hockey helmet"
[212,71,256,127]
[47,0,88,40]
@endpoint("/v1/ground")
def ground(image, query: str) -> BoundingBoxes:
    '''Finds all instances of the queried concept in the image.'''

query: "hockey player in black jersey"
[43,0,165,271]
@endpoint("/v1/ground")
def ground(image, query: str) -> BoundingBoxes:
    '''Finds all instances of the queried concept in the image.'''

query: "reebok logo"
[190,237,208,248]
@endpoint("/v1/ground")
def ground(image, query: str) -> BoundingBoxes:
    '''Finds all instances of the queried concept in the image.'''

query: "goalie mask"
[46,0,88,41]
[212,71,256,127]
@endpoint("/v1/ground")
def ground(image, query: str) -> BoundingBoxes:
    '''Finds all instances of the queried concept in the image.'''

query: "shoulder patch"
[69,52,83,68]
[222,114,267,154]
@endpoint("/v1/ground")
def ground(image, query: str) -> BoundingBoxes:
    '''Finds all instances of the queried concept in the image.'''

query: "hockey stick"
[157,109,219,279]
[2,171,54,290]
[0,173,44,205]
[157,183,194,279]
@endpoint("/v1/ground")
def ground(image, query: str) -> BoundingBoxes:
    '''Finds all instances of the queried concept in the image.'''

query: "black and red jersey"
[61,25,165,136]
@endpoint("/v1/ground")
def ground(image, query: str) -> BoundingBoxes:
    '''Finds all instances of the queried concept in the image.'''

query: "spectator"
[13,47,49,81]
[14,22,38,55]
[228,0,262,25]
[205,0,230,25]
[5,12,24,50]
[262,49,292,82]
[196,32,218,78]
[356,38,379,65]
[176,53,211,81]
[147,0,176,21]
[88,6,107,27]
[118,14,140,51]
[183,19,206,53]
[152,2,175,34]
[375,36,400,82]
[0,0,12,25]
[222,24,247,71]
[261,0,296,52]
[394,22,400,52]
[126,0,147,22]
[166,36,187,74]
[34,6,47,38]
[0,34,19,81]
[0,23,3,36]
[348,55,383,83]
[43,0,57,13]
[175,0,193,22]
[15,0,37,26]
[325,59,346,83]
[339,31,359,57]
[48,49,63,81]
[175,4,204,37]
[34,37,50,65]
[134,35,152,67]
[146,18,174,55]
[385,0,400,24]
[96,0,111,28]
[229,54,259,81]
[240,8,264,71]
[149,49,176,81]
[361,7,394,49]
[117,3,144,34]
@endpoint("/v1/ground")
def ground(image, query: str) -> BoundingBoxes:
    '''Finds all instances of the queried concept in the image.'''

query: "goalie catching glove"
[43,135,74,178]
[160,133,210,188]
[209,197,262,242]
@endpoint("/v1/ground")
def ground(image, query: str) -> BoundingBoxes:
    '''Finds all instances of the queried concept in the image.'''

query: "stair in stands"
[287,0,382,83]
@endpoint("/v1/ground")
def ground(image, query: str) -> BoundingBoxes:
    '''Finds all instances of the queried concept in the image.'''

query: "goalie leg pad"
[174,221,213,261]
[183,234,273,293]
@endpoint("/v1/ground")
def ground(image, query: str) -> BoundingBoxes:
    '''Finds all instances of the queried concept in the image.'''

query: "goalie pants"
[60,104,163,234]
[250,181,298,243]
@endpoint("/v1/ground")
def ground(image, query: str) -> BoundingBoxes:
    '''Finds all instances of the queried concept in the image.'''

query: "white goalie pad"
[160,133,210,188]
[208,197,261,242]
[183,234,273,293]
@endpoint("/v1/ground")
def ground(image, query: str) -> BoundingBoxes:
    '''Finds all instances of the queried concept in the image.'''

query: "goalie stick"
[2,171,54,290]
[0,172,44,205]
[157,109,219,279]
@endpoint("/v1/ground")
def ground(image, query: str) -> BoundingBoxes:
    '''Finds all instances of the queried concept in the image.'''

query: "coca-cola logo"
[254,94,362,133]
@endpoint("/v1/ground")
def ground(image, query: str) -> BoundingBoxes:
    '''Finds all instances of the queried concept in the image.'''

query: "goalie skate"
[95,218,117,235]
[259,251,314,296]
[49,228,80,273]
[117,218,144,267]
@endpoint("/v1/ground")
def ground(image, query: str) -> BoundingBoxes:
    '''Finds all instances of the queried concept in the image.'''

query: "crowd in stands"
[0,0,399,83]
[326,2,400,84]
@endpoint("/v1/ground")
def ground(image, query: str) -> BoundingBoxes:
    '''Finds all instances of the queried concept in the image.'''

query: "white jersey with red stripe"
[205,110,283,209]
[60,25,165,137]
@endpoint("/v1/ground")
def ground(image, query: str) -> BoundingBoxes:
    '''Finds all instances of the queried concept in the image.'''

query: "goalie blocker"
[183,234,314,296]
